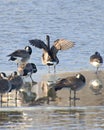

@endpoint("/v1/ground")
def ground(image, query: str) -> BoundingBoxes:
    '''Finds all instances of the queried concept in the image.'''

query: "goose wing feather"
[29,39,48,51]
[7,50,29,58]
[51,39,75,56]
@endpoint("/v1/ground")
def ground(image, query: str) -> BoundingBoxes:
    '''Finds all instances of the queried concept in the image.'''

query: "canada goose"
[7,46,32,66]
[29,35,75,73]
[90,52,103,73]
[18,63,37,83]
[0,72,12,106]
[52,73,86,100]
[8,71,24,104]
[23,63,37,83]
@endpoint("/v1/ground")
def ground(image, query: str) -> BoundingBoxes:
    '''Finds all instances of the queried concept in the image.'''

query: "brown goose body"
[52,73,86,100]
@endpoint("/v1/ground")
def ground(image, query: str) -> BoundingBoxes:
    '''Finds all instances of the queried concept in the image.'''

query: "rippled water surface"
[0,107,104,130]
[0,0,104,72]
[0,106,104,130]
[0,0,104,129]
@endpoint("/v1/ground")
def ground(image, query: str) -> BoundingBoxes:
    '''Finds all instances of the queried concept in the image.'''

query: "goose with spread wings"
[29,35,75,73]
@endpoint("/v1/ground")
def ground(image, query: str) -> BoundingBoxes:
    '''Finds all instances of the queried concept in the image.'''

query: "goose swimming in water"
[90,52,103,74]
[7,46,32,66]
[29,35,75,73]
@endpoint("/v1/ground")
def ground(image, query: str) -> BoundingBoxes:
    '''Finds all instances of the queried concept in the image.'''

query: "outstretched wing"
[29,39,49,52]
[51,39,75,56]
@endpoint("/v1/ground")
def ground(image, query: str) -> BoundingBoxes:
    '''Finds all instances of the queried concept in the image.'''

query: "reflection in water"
[0,71,104,107]
[1,71,104,129]
[0,73,79,107]
[19,82,37,104]
[18,79,58,106]
[89,79,103,95]
[0,111,24,129]
[0,107,104,129]
[88,74,103,95]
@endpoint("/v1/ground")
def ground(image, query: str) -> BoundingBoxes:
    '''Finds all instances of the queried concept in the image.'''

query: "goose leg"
[7,93,9,107]
[0,94,2,107]
[48,66,50,73]
[73,97,76,106]
[74,90,76,100]
[69,88,72,107]
[54,65,56,73]
[15,91,18,106]
[69,88,72,100]
[73,90,80,100]
[96,67,99,74]
[30,74,34,82]
[30,74,37,85]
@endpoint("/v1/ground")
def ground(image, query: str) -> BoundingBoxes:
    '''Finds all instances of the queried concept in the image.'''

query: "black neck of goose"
[46,35,50,50]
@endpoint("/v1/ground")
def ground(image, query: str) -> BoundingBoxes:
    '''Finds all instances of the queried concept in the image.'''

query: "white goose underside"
[90,61,102,67]
[13,57,29,64]
[41,53,57,66]
[46,61,57,66]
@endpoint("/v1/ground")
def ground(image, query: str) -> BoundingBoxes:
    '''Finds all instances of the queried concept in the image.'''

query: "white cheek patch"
[25,47,29,51]
[76,74,80,79]
[0,73,5,78]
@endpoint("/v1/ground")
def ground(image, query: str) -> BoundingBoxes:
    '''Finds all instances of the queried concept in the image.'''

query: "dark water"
[0,0,104,129]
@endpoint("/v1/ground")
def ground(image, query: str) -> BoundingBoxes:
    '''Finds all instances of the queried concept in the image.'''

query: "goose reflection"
[19,82,37,105]
[40,80,77,106]
[25,80,60,105]
[89,78,103,95]
[41,81,57,104]
[88,71,103,95]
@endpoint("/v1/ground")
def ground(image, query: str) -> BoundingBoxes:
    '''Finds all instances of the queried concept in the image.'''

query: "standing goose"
[8,71,24,105]
[7,46,32,66]
[90,52,103,73]
[22,63,37,83]
[29,35,75,73]
[52,73,86,100]
[0,72,12,106]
